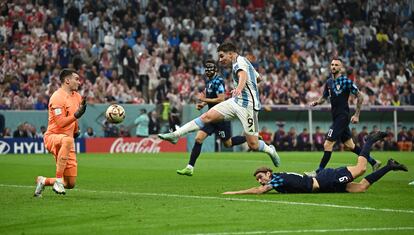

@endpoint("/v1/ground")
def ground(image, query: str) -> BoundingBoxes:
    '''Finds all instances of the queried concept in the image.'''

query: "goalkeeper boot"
[52,178,66,195]
[158,133,179,144]
[33,176,46,197]
[177,167,193,176]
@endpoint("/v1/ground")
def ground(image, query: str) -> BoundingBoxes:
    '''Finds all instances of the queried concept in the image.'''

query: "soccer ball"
[105,104,126,124]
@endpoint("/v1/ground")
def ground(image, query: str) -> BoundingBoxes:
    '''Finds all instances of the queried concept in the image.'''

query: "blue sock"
[317,151,332,172]
[230,136,246,146]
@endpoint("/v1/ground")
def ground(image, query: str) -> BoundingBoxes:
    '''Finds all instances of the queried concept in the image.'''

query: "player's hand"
[232,88,242,97]
[222,191,236,195]
[74,96,87,119]
[196,103,205,110]
[197,92,206,102]
[74,130,81,138]
[350,115,359,124]
[310,101,318,107]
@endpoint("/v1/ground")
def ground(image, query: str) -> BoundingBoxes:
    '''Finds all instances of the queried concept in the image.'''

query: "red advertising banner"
[85,137,187,153]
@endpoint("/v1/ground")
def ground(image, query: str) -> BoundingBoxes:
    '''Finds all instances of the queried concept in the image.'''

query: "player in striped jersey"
[159,42,280,167]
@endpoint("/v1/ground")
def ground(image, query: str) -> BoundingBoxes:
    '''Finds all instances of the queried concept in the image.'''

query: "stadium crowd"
[0,0,413,151]
[0,0,413,110]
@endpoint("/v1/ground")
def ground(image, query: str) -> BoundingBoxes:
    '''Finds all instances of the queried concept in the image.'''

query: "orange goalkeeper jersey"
[45,88,82,137]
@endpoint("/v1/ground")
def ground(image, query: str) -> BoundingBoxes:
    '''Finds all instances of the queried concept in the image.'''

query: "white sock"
[187,164,194,169]
[259,140,273,154]
[174,119,203,137]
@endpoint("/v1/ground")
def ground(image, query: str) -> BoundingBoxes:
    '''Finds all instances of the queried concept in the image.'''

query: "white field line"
[189,227,414,235]
[1,184,414,215]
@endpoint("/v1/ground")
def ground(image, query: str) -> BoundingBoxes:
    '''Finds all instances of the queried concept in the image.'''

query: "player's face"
[204,63,216,77]
[66,73,81,91]
[218,51,232,66]
[330,60,343,75]
[255,172,272,186]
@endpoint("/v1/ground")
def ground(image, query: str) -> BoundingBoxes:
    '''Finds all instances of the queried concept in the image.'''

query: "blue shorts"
[200,121,232,141]
[326,115,352,142]
[315,167,354,193]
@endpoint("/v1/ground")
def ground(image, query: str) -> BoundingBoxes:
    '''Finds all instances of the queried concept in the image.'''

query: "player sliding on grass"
[305,58,381,177]
[159,42,280,167]
[223,132,408,195]
[177,59,247,176]
[34,69,87,197]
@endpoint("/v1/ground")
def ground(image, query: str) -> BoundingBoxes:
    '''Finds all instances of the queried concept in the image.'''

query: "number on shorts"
[338,176,349,183]
[218,131,225,138]
[247,118,254,128]
[327,129,333,137]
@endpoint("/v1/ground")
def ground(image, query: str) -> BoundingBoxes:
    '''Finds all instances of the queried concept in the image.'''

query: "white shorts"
[212,98,259,136]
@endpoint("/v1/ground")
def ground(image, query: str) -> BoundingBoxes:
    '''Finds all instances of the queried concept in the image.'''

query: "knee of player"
[359,166,367,175]
[194,137,205,144]
[61,136,74,147]
[200,113,211,123]
[247,141,259,150]
[323,141,334,150]
[344,141,355,149]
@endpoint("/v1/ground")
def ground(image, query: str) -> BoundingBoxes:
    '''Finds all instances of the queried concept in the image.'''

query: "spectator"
[285,127,297,151]
[3,127,12,138]
[297,128,311,151]
[358,126,369,149]
[119,125,131,137]
[148,111,161,135]
[272,123,286,151]
[397,127,412,151]
[37,126,47,138]
[0,1,413,110]
[383,127,398,151]
[313,126,325,151]
[259,126,272,145]
[370,125,382,150]
[134,108,149,137]
[83,127,96,138]
[103,121,119,137]
[13,123,29,138]
[168,106,181,132]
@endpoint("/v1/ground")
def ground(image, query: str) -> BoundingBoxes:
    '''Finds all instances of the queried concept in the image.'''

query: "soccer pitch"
[1,152,413,234]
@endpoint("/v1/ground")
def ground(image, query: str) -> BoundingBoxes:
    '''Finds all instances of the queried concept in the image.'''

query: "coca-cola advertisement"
[85,137,187,153]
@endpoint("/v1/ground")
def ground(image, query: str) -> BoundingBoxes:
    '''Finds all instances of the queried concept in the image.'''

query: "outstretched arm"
[351,91,364,124]
[199,93,225,105]
[222,185,273,195]
[310,96,326,107]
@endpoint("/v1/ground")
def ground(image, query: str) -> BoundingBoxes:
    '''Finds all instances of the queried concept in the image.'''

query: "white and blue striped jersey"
[232,56,261,111]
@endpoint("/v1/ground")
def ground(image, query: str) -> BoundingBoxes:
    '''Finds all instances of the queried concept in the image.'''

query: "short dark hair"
[59,68,77,83]
[253,167,272,176]
[331,58,343,64]
[204,59,217,67]
[217,42,237,53]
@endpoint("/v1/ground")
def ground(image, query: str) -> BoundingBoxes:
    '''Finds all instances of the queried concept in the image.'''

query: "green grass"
[0,151,414,235]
